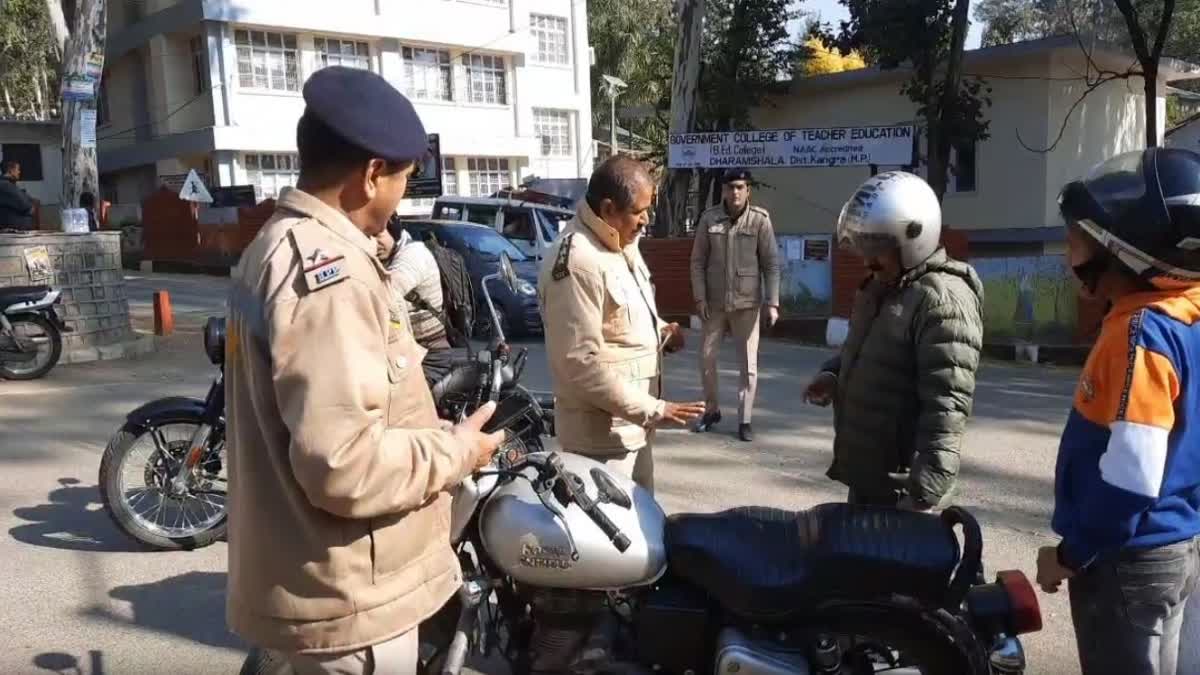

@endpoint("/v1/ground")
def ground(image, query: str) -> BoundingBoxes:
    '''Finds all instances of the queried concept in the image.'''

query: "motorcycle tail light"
[997,570,1042,635]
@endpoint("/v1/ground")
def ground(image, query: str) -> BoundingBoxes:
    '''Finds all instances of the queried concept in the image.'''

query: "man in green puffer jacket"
[804,172,984,511]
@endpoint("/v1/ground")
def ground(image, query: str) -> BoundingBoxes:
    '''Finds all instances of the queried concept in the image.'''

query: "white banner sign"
[668,125,915,169]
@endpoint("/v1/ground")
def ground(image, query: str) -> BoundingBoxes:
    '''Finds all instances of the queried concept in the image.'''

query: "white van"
[431,196,574,260]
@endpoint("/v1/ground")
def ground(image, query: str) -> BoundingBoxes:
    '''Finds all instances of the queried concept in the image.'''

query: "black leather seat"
[0,285,49,308]
[665,503,961,620]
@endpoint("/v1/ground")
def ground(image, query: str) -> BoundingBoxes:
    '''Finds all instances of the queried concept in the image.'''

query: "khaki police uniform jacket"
[224,188,471,654]
[538,201,668,456]
[690,203,781,312]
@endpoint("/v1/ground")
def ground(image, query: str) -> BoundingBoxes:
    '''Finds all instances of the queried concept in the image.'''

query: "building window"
[953,142,977,193]
[443,157,458,195]
[402,47,453,102]
[531,15,569,65]
[466,158,509,196]
[191,35,209,94]
[462,54,506,105]
[315,37,371,71]
[244,153,299,200]
[534,109,571,157]
[0,144,43,181]
[235,30,300,92]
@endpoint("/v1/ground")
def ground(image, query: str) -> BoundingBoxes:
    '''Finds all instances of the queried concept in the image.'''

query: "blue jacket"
[1053,287,1200,569]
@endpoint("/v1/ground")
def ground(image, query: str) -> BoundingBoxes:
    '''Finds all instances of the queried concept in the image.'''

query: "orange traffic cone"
[153,291,174,336]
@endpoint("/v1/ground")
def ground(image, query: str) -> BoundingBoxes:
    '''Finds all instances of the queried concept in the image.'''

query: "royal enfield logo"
[519,541,573,570]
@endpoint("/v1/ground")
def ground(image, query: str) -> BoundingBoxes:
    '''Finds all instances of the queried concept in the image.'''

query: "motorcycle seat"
[665,503,961,621]
[0,285,50,308]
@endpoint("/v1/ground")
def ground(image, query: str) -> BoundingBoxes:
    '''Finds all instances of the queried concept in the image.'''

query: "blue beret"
[302,66,429,162]
[722,168,753,184]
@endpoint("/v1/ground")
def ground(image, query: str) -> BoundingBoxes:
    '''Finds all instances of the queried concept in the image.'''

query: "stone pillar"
[0,232,134,353]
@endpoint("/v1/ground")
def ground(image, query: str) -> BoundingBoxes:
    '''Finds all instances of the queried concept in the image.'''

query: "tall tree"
[59,0,105,209]
[692,0,802,213]
[801,36,867,76]
[587,0,676,150]
[0,0,59,119]
[820,0,993,202]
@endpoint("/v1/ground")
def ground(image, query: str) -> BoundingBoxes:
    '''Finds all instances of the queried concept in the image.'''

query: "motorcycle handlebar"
[577,487,631,553]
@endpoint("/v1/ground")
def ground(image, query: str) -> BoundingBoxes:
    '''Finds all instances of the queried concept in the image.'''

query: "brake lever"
[533,474,579,561]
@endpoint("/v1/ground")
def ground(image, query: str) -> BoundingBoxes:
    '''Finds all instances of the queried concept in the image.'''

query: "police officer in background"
[690,169,781,442]
[224,67,503,674]
[539,155,705,493]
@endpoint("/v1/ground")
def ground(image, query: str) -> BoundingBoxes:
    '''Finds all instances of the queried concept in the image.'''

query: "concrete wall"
[974,254,1078,343]
[1042,49,1150,225]
[0,232,133,351]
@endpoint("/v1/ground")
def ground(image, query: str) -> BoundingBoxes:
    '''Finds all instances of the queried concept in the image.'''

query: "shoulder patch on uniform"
[288,221,348,292]
[750,205,769,216]
[552,233,575,281]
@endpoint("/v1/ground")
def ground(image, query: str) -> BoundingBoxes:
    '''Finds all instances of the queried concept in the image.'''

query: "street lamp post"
[601,74,627,157]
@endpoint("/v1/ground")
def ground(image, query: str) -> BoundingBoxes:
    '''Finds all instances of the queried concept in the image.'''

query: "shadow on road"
[33,650,104,675]
[83,571,244,651]
[9,478,144,553]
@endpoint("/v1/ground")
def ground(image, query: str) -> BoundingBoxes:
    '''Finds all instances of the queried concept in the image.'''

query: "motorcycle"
[97,256,554,551]
[246,253,1043,675]
[0,284,69,380]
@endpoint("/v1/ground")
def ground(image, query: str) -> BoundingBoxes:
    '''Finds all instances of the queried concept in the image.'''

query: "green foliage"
[0,0,59,119]
[973,0,1200,64]
[588,0,802,173]
[817,0,992,199]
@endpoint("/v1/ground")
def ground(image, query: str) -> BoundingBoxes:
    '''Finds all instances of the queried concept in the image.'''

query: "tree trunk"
[44,0,70,57]
[60,0,106,211]
[928,0,971,203]
[1144,64,1160,147]
[658,0,705,238]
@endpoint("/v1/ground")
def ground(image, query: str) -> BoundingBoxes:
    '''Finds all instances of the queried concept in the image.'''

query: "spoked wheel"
[99,420,228,550]
[0,315,62,380]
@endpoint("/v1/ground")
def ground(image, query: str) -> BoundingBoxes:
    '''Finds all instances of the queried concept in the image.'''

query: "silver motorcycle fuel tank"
[478,452,667,589]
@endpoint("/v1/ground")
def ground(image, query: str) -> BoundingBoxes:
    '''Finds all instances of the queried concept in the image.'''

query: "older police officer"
[224,67,503,674]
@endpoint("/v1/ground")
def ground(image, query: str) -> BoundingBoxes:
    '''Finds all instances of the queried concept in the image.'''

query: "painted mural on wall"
[973,255,1078,343]
[776,234,833,316]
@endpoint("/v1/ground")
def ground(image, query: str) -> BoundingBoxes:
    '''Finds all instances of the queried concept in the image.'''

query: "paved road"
[0,272,1085,674]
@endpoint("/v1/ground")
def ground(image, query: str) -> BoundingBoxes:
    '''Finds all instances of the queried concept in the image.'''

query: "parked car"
[394,218,544,338]
[431,195,573,261]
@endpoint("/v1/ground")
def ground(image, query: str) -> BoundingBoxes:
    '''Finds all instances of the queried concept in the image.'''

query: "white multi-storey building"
[98,0,594,213]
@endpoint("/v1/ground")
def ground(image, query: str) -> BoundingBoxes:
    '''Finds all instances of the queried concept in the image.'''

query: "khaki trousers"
[570,437,656,495]
[263,628,419,675]
[700,308,761,424]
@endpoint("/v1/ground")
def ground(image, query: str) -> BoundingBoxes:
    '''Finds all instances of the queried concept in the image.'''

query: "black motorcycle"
[0,284,70,380]
[98,257,553,551]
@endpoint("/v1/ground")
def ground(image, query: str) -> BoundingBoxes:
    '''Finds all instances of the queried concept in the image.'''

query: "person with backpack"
[380,216,475,389]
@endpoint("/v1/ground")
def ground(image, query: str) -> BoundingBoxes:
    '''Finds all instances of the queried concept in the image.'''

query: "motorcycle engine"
[522,588,642,675]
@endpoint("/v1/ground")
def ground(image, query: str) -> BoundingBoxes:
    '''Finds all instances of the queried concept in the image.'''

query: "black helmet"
[1058,148,1200,290]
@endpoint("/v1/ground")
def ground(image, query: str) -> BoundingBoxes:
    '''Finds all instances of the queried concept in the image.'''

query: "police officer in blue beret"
[226,66,503,674]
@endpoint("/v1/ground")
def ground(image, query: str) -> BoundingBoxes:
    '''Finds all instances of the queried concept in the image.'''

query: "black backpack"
[405,236,475,348]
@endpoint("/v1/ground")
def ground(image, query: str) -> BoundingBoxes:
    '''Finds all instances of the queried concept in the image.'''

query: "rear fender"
[124,397,207,431]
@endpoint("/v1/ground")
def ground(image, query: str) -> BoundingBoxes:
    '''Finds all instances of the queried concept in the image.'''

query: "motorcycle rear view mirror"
[498,251,517,292]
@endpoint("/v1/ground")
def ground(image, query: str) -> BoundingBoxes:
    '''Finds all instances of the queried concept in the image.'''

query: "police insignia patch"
[303,255,346,291]
[552,233,575,281]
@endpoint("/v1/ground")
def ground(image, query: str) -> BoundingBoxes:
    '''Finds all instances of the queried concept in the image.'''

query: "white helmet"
[836,171,942,269]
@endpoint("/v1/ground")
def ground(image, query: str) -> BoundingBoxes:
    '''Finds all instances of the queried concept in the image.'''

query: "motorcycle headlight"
[514,278,537,296]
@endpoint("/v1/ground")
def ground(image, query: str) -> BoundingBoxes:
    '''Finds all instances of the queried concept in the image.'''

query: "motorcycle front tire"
[98,421,228,551]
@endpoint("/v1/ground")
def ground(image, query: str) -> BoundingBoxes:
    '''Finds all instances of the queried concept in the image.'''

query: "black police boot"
[694,410,721,433]
[739,423,754,442]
